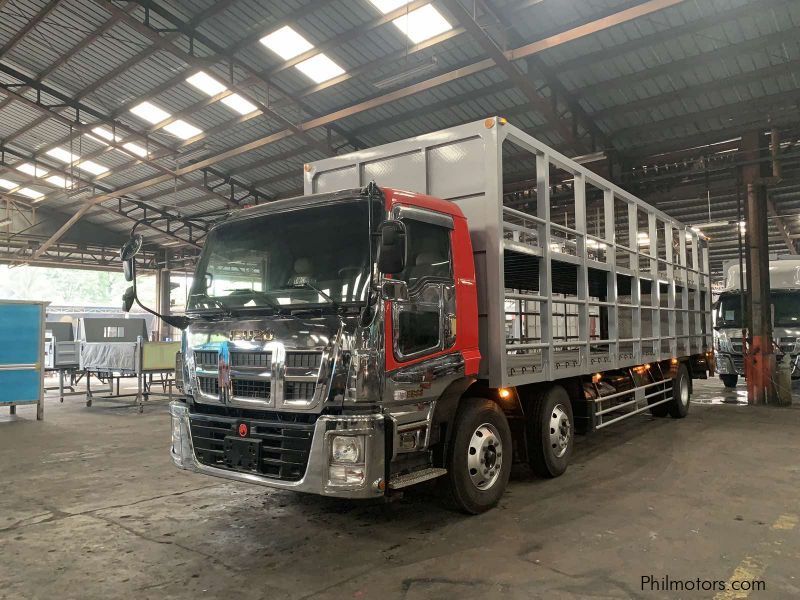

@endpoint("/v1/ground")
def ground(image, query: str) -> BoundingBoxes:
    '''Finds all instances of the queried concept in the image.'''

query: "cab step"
[388,467,447,490]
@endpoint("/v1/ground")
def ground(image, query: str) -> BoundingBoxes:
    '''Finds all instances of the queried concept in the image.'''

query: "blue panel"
[0,370,40,403]
[0,304,42,365]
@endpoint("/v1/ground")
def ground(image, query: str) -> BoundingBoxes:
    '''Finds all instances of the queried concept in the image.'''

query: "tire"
[648,392,670,417]
[720,374,738,389]
[668,363,691,419]
[444,398,512,514]
[527,385,574,478]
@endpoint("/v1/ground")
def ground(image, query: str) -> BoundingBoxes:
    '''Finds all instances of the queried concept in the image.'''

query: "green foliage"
[0,265,156,307]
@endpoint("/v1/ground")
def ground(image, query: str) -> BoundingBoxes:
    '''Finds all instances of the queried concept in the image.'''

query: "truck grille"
[731,354,744,373]
[231,351,271,367]
[285,352,322,369]
[195,351,218,366]
[778,337,797,354]
[284,381,315,400]
[189,413,316,481]
[198,376,219,396]
[232,379,271,399]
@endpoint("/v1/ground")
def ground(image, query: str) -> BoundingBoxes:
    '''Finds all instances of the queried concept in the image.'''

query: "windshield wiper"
[291,281,339,308]
[187,293,231,317]
[223,288,284,312]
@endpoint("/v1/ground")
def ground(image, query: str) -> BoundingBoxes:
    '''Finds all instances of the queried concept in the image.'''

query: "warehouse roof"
[0,0,798,277]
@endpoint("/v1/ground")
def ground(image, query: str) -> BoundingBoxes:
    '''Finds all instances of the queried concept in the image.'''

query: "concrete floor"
[1,378,799,600]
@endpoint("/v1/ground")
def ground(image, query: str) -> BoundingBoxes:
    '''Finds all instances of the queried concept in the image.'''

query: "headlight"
[331,435,363,464]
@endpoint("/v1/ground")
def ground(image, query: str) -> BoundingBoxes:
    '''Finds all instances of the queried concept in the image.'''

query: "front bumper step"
[389,467,447,490]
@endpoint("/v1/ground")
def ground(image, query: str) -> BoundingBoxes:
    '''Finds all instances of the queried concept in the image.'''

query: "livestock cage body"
[304,118,712,389]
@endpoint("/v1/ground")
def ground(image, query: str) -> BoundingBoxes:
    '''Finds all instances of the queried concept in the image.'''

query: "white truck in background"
[713,258,800,388]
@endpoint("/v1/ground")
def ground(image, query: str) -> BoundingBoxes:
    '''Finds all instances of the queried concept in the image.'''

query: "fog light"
[331,435,363,464]
[328,465,365,486]
[171,413,182,456]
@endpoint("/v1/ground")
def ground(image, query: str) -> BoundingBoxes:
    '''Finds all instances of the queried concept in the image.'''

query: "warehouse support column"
[741,131,776,405]
[158,255,172,341]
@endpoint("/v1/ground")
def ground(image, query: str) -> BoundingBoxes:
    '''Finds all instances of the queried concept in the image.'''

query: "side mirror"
[376,220,407,275]
[381,279,409,302]
[120,234,143,261]
[122,286,135,312]
[123,259,134,282]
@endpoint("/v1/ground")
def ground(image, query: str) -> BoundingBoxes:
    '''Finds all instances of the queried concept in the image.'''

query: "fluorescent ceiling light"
[163,120,203,140]
[0,178,16,190]
[16,163,48,177]
[221,93,258,115]
[186,71,227,96]
[46,175,72,187]
[0,218,11,227]
[186,71,259,115]
[46,147,79,163]
[295,53,345,83]
[130,101,171,124]
[90,126,150,158]
[368,0,412,13]
[260,25,314,60]
[91,126,117,142]
[77,160,109,175]
[392,4,452,44]
[123,142,149,157]
[18,187,44,200]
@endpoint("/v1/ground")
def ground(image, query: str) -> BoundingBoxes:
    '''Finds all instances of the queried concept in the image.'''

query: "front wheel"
[444,398,512,514]
[720,374,738,389]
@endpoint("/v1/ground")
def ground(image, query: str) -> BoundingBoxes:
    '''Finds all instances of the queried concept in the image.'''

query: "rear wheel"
[444,398,512,514]
[527,385,574,478]
[720,374,738,389]
[668,363,691,418]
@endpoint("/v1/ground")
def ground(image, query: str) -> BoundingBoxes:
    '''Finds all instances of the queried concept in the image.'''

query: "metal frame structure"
[0,0,796,279]
[305,118,712,388]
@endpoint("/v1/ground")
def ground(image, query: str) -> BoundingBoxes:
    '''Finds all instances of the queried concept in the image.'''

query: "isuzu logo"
[230,328,275,342]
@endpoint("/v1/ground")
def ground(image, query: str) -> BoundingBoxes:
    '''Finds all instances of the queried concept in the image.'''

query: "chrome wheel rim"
[679,375,690,406]
[467,422,503,490]
[549,404,571,459]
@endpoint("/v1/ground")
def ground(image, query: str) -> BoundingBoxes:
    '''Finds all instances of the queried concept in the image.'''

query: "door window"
[395,219,451,289]
[393,218,453,360]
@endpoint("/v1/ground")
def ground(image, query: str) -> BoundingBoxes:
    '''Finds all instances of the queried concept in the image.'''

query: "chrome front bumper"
[715,352,800,377]
[169,401,386,498]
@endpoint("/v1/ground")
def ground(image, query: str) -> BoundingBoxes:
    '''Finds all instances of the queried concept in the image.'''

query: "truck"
[713,259,800,388]
[120,118,713,513]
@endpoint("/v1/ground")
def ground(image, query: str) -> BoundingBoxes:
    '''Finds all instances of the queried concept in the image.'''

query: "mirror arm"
[128,259,190,330]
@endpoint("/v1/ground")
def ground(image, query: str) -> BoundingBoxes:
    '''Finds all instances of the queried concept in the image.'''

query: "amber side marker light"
[592,373,602,383]
[498,388,512,399]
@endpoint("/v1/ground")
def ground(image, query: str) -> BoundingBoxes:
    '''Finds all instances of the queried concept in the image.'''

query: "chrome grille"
[778,337,797,354]
[189,412,316,481]
[232,379,271,399]
[231,351,271,367]
[285,352,322,369]
[195,350,218,366]
[284,381,315,400]
[198,376,219,396]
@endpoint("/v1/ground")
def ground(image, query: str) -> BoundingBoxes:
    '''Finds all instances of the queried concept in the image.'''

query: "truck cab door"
[387,210,456,368]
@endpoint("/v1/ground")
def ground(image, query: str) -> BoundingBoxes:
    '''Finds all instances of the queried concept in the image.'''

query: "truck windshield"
[715,294,744,328]
[714,291,800,328]
[773,292,800,327]
[188,198,374,312]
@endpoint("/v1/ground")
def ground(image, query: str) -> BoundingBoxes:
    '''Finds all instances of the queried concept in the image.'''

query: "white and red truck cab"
[122,118,712,513]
